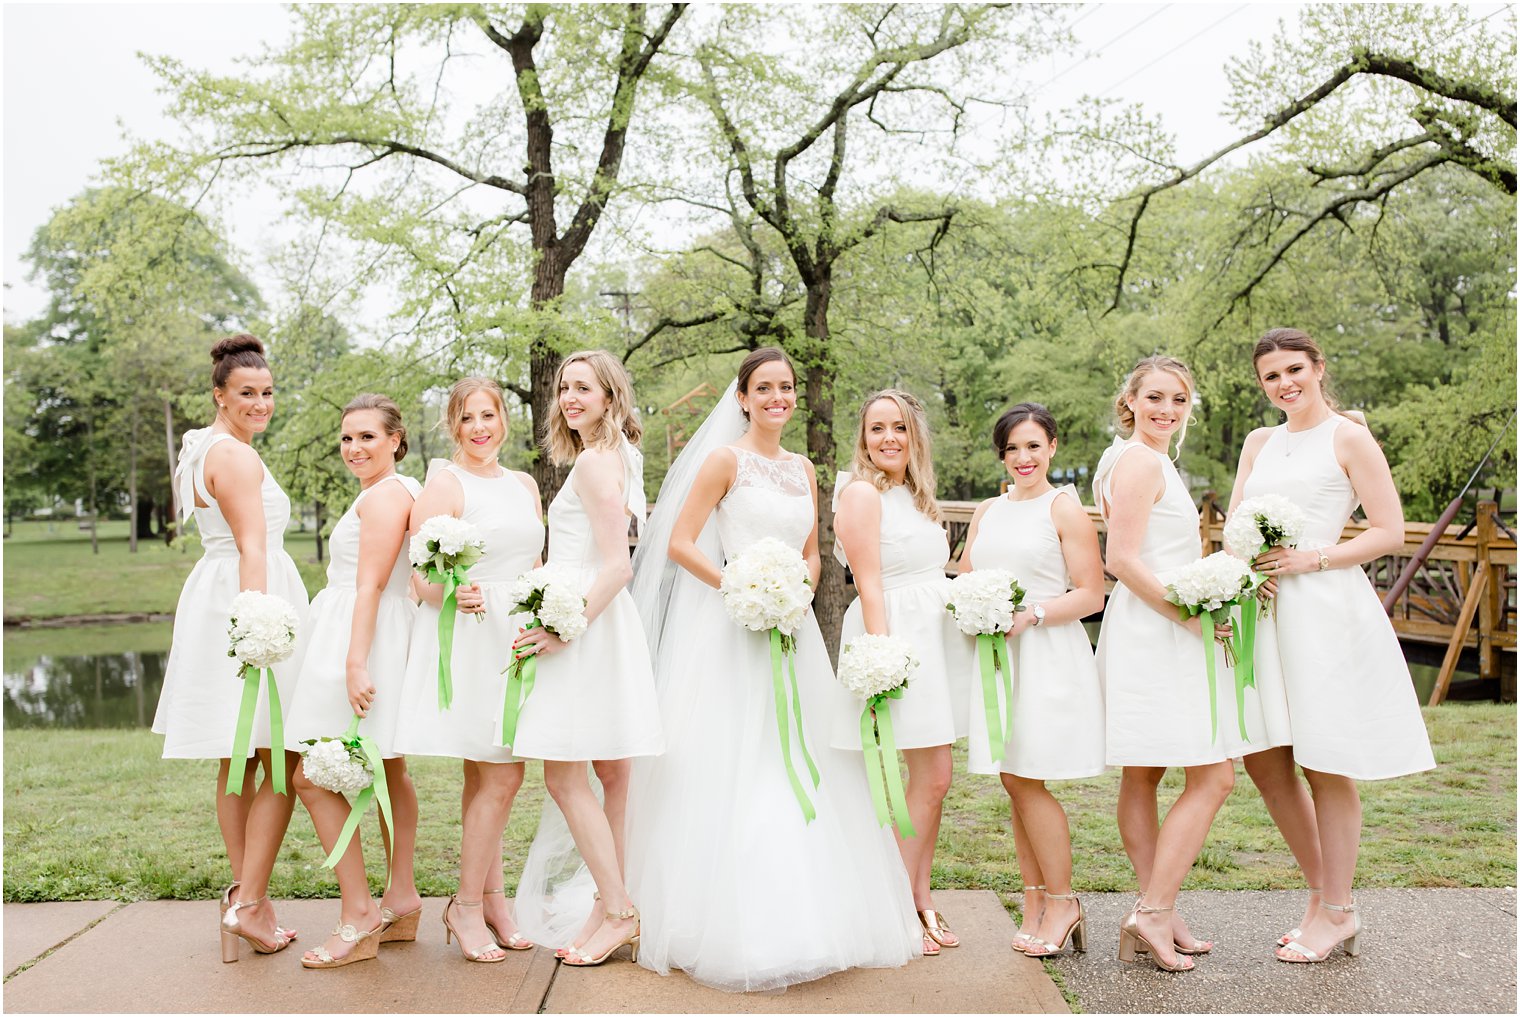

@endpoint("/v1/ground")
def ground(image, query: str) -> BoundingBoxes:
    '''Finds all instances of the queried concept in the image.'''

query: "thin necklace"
[1283,411,1331,457]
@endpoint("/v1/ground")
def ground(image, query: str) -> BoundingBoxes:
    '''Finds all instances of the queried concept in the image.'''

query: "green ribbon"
[860,688,916,838]
[768,628,820,823]
[976,633,1014,763]
[321,715,396,889]
[225,665,285,796]
[1199,608,1221,743]
[426,563,472,711]
[1233,601,1256,741]
[499,618,541,749]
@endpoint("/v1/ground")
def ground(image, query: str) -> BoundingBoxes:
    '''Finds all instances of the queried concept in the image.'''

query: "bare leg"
[463,760,512,934]
[229,750,300,949]
[377,758,424,917]
[1003,774,1078,948]
[293,761,380,962]
[1004,778,1045,948]
[1134,762,1234,969]
[544,761,637,963]
[455,760,525,960]
[899,746,954,952]
[566,759,634,951]
[1243,747,1323,936]
[1277,769,1361,958]
[216,758,258,882]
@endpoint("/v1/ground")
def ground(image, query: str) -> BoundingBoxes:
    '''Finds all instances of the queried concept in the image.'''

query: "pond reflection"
[4,622,170,729]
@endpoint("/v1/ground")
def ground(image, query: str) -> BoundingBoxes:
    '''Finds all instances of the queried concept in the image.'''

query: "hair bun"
[211,333,265,363]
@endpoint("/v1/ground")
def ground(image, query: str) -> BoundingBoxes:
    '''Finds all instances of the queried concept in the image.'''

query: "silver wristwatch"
[1031,603,1046,627]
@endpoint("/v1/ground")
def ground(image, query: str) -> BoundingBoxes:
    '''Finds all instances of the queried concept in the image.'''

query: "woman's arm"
[205,441,270,594]
[408,470,466,610]
[346,482,414,716]
[834,481,886,635]
[1045,492,1107,624]
[956,499,994,574]
[801,459,822,590]
[668,449,737,590]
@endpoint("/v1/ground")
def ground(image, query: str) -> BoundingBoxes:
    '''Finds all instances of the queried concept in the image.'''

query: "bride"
[620,347,921,991]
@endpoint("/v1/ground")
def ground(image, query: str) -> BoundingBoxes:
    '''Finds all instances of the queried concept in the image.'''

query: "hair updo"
[992,403,1058,455]
[1113,355,1195,448]
[210,333,270,389]
[342,393,408,462]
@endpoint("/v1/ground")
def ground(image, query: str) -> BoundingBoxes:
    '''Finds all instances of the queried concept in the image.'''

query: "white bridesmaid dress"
[392,463,543,763]
[1094,440,1267,766]
[284,474,422,757]
[965,487,1106,779]
[1240,416,1435,778]
[153,429,310,758]
[829,481,971,751]
[508,438,664,761]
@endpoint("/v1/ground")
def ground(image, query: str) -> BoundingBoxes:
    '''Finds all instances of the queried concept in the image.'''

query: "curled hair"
[850,390,939,522]
[544,350,643,467]
[444,377,508,459]
[735,347,797,420]
[1253,327,1365,427]
[210,333,269,390]
[1114,355,1196,452]
[993,403,1058,455]
[342,393,409,463]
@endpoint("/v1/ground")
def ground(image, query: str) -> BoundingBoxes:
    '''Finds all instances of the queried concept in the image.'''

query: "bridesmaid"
[831,389,971,956]
[960,404,1105,958]
[510,350,663,967]
[392,377,545,963]
[284,395,424,968]
[1231,327,1435,963]
[1093,355,1255,973]
[151,334,309,960]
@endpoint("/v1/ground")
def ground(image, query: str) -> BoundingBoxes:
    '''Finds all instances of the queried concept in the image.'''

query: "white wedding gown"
[622,446,921,992]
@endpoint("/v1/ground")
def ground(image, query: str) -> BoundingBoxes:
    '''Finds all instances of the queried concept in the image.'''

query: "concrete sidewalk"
[2,890,1067,1014]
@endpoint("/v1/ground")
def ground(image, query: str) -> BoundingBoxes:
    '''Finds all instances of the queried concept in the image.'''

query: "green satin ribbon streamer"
[768,628,820,822]
[1200,608,1220,743]
[1233,601,1257,741]
[860,688,916,838]
[499,619,541,749]
[322,716,396,889]
[976,633,1014,763]
[225,665,286,796]
[426,563,472,711]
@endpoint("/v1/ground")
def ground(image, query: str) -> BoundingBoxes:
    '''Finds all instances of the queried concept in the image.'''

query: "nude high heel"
[221,896,294,963]
[1277,886,1321,947]
[1276,900,1360,963]
[481,887,535,950]
[562,905,640,966]
[442,896,508,963]
[377,905,422,944]
[1117,903,1194,972]
[301,921,383,969]
[1024,892,1086,957]
[1012,885,1045,953]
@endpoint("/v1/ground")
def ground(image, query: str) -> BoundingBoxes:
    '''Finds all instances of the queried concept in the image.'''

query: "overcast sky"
[5,1,1449,332]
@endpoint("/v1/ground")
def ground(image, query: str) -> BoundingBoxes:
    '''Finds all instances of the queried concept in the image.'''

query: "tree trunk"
[86,414,99,556]
[127,408,139,554]
[529,250,570,505]
[314,500,325,563]
[163,399,179,539]
[800,275,849,664]
[137,497,156,540]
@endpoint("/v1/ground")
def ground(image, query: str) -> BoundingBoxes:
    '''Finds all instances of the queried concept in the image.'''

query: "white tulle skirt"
[622,582,921,992]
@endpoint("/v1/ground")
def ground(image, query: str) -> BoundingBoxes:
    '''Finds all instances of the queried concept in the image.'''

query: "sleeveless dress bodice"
[190,432,293,559]
[717,447,815,557]
[546,438,646,574]
[1242,416,1357,545]
[445,463,543,582]
[1096,442,1200,578]
[323,474,423,595]
[973,487,1076,601]
[869,485,952,590]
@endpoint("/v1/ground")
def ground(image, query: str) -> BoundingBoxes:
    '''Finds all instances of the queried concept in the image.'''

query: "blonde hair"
[444,377,508,459]
[544,349,643,466]
[1114,355,1196,453]
[850,389,940,522]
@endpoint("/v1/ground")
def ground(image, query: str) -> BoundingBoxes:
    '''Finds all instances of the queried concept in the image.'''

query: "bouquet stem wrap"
[321,715,395,887]
[860,689,915,838]
[769,628,820,822]
[499,619,541,749]
[976,633,1015,763]
[1232,602,1256,740]
[226,666,285,796]
[1199,609,1221,743]
[427,563,472,711]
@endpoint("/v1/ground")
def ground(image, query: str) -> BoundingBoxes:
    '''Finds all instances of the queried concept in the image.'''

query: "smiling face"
[862,398,910,481]
[737,360,797,429]
[1002,419,1056,490]
[215,366,274,435]
[1126,369,1192,445]
[1255,348,1326,414]
[340,408,398,483]
[454,389,505,460]
[558,360,610,436]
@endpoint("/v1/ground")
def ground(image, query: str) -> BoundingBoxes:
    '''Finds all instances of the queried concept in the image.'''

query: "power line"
[1066,3,1105,31]
[1032,4,1176,93]
[1096,4,1247,98]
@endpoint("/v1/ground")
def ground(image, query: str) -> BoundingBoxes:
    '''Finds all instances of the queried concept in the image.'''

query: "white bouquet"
[945,569,1027,636]
[720,537,813,647]
[408,514,487,572]
[300,735,374,796]
[1224,494,1308,559]
[837,633,919,838]
[836,633,919,701]
[226,590,300,679]
[1163,551,1257,616]
[503,564,589,643]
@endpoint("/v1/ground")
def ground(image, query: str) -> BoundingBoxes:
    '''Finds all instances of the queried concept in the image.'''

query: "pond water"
[2,621,1472,729]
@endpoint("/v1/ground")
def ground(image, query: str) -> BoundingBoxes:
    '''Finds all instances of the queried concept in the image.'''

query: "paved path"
[2,890,1066,1014]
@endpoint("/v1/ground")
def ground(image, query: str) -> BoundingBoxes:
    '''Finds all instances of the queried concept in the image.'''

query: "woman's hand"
[454,583,485,615]
[1004,608,1037,643]
[513,624,569,659]
[1256,575,1280,601]
[346,663,376,717]
[1253,546,1318,577]
[1181,614,1234,642]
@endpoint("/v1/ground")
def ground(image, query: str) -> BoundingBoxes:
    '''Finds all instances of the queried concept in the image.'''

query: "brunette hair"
[734,347,797,420]
[210,333,270,389]
[1114,355,1196,452]
[342,393,408,462]
[544,350,643,466]
[850,389,939,522]
[992,403,1058,455]
[1252,327,1366,426]
[443,377,508,458]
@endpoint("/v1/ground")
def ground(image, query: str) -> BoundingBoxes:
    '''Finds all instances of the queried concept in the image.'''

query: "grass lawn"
[3,704,1511,904]
[3,520,327,621]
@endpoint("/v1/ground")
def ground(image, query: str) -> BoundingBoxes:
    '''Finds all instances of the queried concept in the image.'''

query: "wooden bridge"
[938,497,1517,705]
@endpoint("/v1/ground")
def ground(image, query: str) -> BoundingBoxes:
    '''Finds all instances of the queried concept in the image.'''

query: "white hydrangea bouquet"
[837,633,919,837]
[301,716,396,883]
[224,590,300,796]
[945,569,1026,764]
[1224,494,1308,561]
[1163,551,1258,742]
[720,537,820,821]
[498,565,588,749]
[409,515,487,710]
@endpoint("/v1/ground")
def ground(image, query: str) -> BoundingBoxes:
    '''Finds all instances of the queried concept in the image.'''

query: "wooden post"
[1477,501,1499,681]
[1430,568,1488,706]
[1199,491,1218,554]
